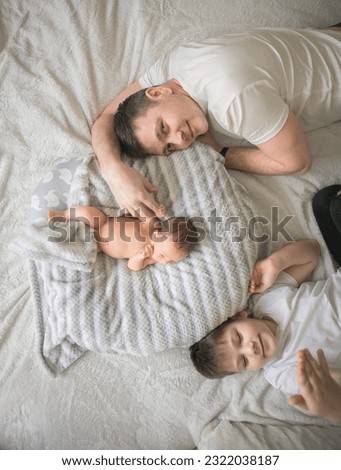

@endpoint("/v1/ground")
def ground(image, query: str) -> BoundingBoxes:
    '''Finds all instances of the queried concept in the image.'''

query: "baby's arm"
[249,240,320,293]
[127,245,156,272]
[288,349,341,423]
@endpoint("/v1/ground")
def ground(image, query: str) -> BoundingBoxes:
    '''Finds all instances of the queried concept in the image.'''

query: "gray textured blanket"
[14,145,257,375]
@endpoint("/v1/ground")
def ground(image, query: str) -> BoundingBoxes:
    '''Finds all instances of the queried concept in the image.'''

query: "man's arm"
[249,240,320,293]
[224,111,312,175]
[91,81,163,219]
[92,81,141,168]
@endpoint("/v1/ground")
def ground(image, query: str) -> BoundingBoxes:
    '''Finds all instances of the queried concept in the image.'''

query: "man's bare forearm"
[91,80,142,171]
[198,135,291,174]
[224,146,300,175]
[91,112,122,170]
[223,113,312,175]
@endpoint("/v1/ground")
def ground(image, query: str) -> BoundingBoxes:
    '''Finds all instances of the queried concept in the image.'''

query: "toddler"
[190,240,341,401]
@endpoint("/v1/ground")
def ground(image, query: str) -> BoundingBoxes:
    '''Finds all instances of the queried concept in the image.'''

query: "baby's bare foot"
[48,209,66,222]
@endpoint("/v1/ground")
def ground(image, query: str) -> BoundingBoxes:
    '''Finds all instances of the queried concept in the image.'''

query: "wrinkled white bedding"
[14,149,256,375]
[1,0,341,450]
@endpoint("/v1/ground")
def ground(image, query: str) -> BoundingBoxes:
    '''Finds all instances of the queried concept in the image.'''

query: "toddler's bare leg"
[48,206,108,229]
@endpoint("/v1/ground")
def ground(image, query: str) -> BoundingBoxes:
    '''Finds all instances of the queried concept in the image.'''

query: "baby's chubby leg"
[48,206,108,230]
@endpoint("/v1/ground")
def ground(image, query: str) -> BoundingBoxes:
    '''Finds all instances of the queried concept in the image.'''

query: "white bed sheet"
[1,0,341,450]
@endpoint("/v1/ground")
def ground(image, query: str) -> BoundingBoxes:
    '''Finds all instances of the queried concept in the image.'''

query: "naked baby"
[48,205,198,271]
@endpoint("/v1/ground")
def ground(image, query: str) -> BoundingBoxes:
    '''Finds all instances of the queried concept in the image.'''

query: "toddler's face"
[217,312,277,373]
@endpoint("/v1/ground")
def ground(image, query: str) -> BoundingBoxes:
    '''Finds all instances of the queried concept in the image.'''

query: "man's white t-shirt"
[139,28,341,145]
[250,269,341,396]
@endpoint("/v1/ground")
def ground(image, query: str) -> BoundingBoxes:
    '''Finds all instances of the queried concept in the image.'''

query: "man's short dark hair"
[114,88,158,159]
[189,317,236,379]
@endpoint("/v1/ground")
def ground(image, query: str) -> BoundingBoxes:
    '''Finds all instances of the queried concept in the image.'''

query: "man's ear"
[145,86,172,101]
[232,310,248,320]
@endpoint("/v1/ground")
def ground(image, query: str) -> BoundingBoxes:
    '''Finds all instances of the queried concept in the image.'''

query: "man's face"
[217,314,278,373]
[134,92,209,156]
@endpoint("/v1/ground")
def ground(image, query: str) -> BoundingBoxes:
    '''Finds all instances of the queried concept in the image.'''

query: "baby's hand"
[139,244,154,259]
[127,244,155,271]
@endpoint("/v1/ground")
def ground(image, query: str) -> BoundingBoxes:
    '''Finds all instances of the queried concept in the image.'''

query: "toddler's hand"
[248,257,279,293]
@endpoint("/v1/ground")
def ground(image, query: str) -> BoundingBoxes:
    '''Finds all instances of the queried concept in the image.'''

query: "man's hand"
[104,161,166,220]
[288,349,341,423]
[91,80,165,219]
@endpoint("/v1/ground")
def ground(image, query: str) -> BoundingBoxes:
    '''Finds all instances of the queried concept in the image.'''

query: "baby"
[48,205,198,271]
[190,240,341,404]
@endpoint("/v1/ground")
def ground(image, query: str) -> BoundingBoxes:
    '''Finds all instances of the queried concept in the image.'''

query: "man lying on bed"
[91,26,341,219]
[190,239,341,423]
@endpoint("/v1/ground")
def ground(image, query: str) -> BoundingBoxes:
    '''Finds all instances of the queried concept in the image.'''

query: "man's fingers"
[296,349,305,362]
[296,355,314,393]
[119,200,166,220]
[119,206,138,218]
[118,207,133,217]
[111,167,162,218]
[302,348,315,363]
[302,349,323,381]
[132,203,165,221]
[296,349,327,394]
[140,206,160,220]
[288,394,307,409]
[316,349,329,374]
[138,185,167,218]
[144,180,158,193]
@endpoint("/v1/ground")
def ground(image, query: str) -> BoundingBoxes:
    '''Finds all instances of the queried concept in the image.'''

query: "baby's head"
[152,216,199,265]
[190,311,277,378]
